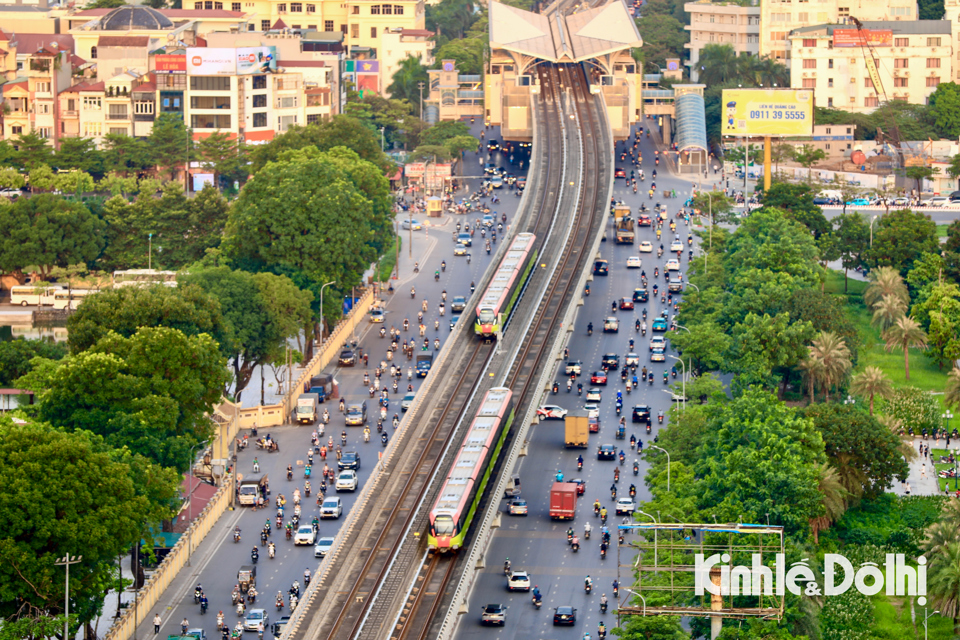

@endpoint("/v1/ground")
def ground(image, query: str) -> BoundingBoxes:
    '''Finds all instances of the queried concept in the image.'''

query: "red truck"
[549,482,578,520]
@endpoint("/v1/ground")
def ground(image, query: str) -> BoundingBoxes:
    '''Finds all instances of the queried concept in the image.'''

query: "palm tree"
[696,44,740,86]
[805,331,853,402]
[387,55,429,106]
[810,463,849,544]
[798,356,824,403]
[947,366,960,411]
[864,266,909,309]
[926,541,960,634]
[849,366,893,415]
[870,294,907,332]
[883,316,928,381]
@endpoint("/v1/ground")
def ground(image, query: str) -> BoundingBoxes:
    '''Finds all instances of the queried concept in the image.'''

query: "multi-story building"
[761,0,916,62]
[0,37,72,144]
[684,0,760,82]
[379,27,433,96]
[787,21,952,112]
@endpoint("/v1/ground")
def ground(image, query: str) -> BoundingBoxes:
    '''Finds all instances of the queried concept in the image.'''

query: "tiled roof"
[7,33,75,54]
[98,35,151,47]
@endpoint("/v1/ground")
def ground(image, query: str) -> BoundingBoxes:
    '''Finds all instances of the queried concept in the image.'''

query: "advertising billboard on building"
[187,48,236,75]
[237,46,278,74]
[833,28,893,48]
[721,89,814,137]
[154,54,186,74]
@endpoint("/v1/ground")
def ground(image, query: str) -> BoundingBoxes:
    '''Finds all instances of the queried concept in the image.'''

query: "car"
[319,497,342,519]
[649,336,666,351]
[603,317,619,332]
[553,606,577,626]
[483,163,498,174]
[632,405,651,424]
[344,402,366,426]
[667,390,689,402]
[650,348,665,362]
[601,353,620,369]
[619,298,634,310]
[614,168,626,179]
[244,609,268,631]
[637,214,652,226]
[949,190,960,202]
[369,308,385,323]
[571,478,586,495]
[616,497,636,515]
[401,393,416,411]
[625,352,640,366]
[451,296,467,313]
[597,444,617,460]
[313,537,335,558]
[670,239,684,252]
[450,314,460,330]
[593,259,609,275]
[507,570,531,591]
[652,317,668,332]
[400,219,422,231]
[633,288,649,303]
[453,243,468,256]
[626,256,642,269]
[457,233,472,246]
[338,349,356,366]
[481,604,506,626]
[490,175,504,189]
[482,215,495,227]
[294,525,316,545]
[335,470,358,492]
[924,196,949,207]
[508,498,528,516]
[338,451,360,470]
[813,196,836,205]
[270,617,290,638]
[846,198,871,206]
[185,629,206,640]
[487,139,501,151]
[517,176,527,189]
[0,188,22,199]
[586,388,602,402]
[665,258,680,271]
[591,370,608,385]
[584,403,599,418]
[565,360,583,376]
[639,241,653,253]
[668,278,683,293]
[537,405,568,420]
[588,416,600,432]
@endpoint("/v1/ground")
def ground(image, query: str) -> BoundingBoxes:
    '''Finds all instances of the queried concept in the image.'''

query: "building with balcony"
[761,0,916,63]
[787,21,952,112]
[379,27,433,97]
[684,1,759,82]
[0,37,72,145]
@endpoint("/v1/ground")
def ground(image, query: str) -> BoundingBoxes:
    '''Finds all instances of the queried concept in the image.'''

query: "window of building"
[10,126,22,135]
[865,96,879,107]
[204,0,212,9]
[36,103,50,114]
[383,3,393,13]
[291,2,302,11]
[827,78,834,88]
[190,76,231,91]
[351,24,359,37]
[307,4,315,12]
[797,11,807,21]
[160,95,182,111]
[825,127,831,134]
[370,3,380,12]
[278,114,298,131]
[838,6,849,16]
[864,78,873,88]
[35,127,50,139]
[232,2,241,10]
[850,77,856,84]
[215,2,223,8]
[83,123,101,137]
[928,37,942,47]
[827,97,833,107]
[894,58,909,68]
[158,75,187,90]
[802,59,816,69]
[371,26,377,38]
[191,96,232,109]
[895,37,909,47]
[261,19,270,29]
[252,75,267,89]
[253,93,267,107]
[90,46,97,59]
[324,19,333,30]
[825,143,830,150]
[828,58,833,69]
[35,81,51,93]
[927,58,941,68]
[394,4,403,14]
[802,78,816,88]
[135,101,154,114]
[278,3,286,11]
[770,32,786,42]
[846,143,851,149]
[927,76,941,86]
[352,5,359,13]
[195,2,202,7]
[340,23,347,33]
[191,114,232,129]
[109,127,127,135]
[894,77,908,87]
[890,6,910,15]
[277,96,299,108]
[307,113,321,124]
[253,112,267,127]
[66,98,76,111]
[108,104,128,119]
[83,96,102,109]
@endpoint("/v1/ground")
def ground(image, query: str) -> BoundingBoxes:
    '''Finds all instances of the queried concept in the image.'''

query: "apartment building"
[379,27,433,96]
[761,0,916,62]
[0,38,72,144]
[787,21,952,112]
[684,0,760,82]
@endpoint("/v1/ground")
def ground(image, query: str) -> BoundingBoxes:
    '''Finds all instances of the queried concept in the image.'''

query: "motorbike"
[633,462,639,475]
[251,549,259,563]
[233,529,241,543]
[275,597,284,611]
[585,582,593,595]
[552,382,559,395]
[533,595,542,610]
[600,600,607,614]
[658,412,664,424]
[268,543,276,559]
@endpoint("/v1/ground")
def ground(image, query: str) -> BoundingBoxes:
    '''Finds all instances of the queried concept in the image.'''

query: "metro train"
[427,387,515,552]
[474,232,537,338]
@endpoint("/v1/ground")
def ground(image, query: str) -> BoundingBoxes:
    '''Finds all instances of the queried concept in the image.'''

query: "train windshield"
[478,309,496,325]
[434,515,455,536]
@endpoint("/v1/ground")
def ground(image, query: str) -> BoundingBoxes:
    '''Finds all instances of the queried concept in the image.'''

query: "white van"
[9,284,65,306]
[52,289,96,310]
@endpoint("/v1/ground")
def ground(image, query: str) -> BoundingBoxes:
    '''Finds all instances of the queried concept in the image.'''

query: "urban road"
[137,122,529,640]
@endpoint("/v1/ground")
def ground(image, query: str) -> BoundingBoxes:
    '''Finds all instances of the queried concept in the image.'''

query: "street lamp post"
[148,233,153,270]
[379,126,385,152]
[923,609,939,640]
[619,588,647,630]
[668,355,685,413]
[318,281,336,343]
[870,215,878,247]
[55,555,83,640]
[685,282,700,302]
[650,445,670,493]
[417,81,425,121]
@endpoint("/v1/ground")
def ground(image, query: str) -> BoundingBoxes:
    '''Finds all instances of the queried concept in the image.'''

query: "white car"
[923,197,949,207]
[244,610,268,631]
[314,537,335,558]
[335,470,358,492]
[537,405,568,420]
[639,241,653,253]
[401,219,422,230]
[584,403,600,418]
[615,497,636,515]
[369,308,385,323]
[665,258,680,271]
[649,336,666,351]
[586,388,602,402]
[625,353,640,366]
[294,525,316,545]
[507,570,531,591]
[320,497,342,519]
[454,243,468,256]
[626,256,642,268]
[670,239,684,252]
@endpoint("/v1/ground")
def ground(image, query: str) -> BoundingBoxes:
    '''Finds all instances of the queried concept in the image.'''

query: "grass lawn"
[870,594,956,639]
[930,448,960,493]
[937,223,949,239]
[375,236,401,282]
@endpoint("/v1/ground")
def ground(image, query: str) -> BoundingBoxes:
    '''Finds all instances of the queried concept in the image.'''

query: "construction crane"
[849,16,905,167]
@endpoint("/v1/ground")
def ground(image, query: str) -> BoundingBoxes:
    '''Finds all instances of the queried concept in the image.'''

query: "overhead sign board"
[237,46,277,75]
[187,48,236,75]
[154,54,186,74]
[721,89,814,137]
[833,28,893,48]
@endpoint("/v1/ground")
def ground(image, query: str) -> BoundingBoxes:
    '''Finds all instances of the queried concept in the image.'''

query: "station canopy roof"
[489,0,642,63]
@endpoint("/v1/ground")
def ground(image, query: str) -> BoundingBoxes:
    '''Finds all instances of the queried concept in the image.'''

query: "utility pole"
[55,554,83,640]
[417,81,425,121]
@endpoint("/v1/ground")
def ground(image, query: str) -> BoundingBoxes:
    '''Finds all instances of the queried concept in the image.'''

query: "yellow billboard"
[721,89,814,137]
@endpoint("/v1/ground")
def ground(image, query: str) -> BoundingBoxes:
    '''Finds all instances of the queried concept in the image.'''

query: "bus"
[112,269,178,288]
[52,289,97,310]
[9,284,65,306]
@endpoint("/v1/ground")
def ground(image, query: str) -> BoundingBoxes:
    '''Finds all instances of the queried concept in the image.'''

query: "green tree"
[919,0,946,19]
[665,320,731,374]
[97,171,138,197]
[793,144,827,183]
[883,315,928,381]
[148,113,194,180]
[865,209,939,274]
[864,265,910,308]
[420,120,470,147]
[832,211,870,290]
[444,135,480,173]
[690,189,736,225]
[54,170,96,197]
[409,144,452,162]
[13,131,54,169]
[55,137,106,176]
[0,194,105,279]
[432,38,485,75]
[0,167,26,190]
[0,339,68,386]
[425,0,477,41]
[83,0,125,7]
[614,614,688,639]
[0,419,177,629]
[947,153,960,189]
[197,130,246,190]
[849,366,893,415]
[27,164,56,192]
[251,271,314,401]
[800,331,852,402]
[927,542,960,634]
[101,133,152,175]
[946,367,960,410]
[911,282,960,369]
[695,43,741,86]
[729,312,814,389]
[724,208,822,286]
[904,165,940,195]
[21,327,228,470]
[635,14,687,67]
[871,294,906,332]
[387,55,430,105]
[929,81,960,138]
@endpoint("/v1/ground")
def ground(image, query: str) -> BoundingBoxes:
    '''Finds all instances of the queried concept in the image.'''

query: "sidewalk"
[891,438,954,497]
